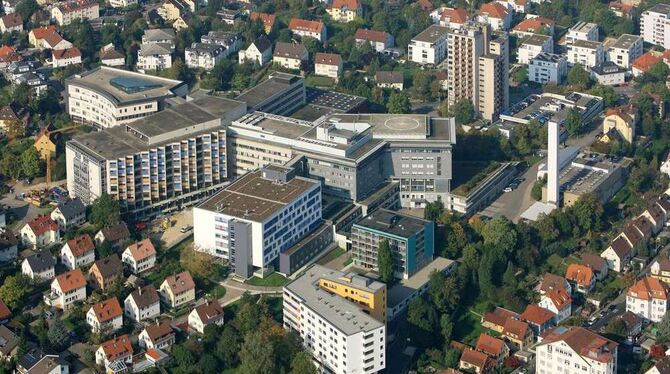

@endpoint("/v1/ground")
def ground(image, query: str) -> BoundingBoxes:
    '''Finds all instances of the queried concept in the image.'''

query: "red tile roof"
[479,2,508,18]
[441,7,469,24]
[513,16,554,33]
[416,0,433,11]
[193,301,224,324]
[26,215,58,237]
[632,52,663,73]
[0,13,22,29]
[545,288,572,310]
[331,0,361,10]
[565,264,594,287]
[627,276,669,301]
[52,46,81,60]
[100,335,133,361]
[521,304,555,325]
[503,318,529,340]
[0,299,10,320]
[355,28,390,43]
[65,234,94,257]
[126,238,156,261]
[289,18,324,33]
[55,268,86,293]
[30,25,57,39]
[0,45,15,57]
[144,321,174,343]
[163,271,195,295]
[539,326,617,364]
[460,348,491,370]
[42,32,65,49]
[250,12,275,28]
[540,273,569,293]
[91,297,122,323]
[475,333,506,357]
[581,253,607,272]
[483,307,519,328]
[315,52,341,66]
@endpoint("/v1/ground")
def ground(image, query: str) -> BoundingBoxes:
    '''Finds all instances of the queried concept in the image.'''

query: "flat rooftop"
[325,113,455,142]
[67,66,185,105]
[305,88,367,112]
[571,40,602,49]
[198,169,318,222]
[522,34,551,46]
[285,264,384,335]
[387,257,455,308]
[570,21,598,33]
[559,153,630,195]
[532,52,565,63]
[69,96,245,159]
[646,3,670,15]
[611,34,642,50]
[501,92,602,125]
[235,72,302,108]
[353,209,429,239]
[412,25,449,43]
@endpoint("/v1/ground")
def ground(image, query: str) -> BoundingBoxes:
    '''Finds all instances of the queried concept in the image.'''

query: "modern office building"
[227,112,456,207]
[283,264,386,374]
[65,66,188,129]
[66,96,246,217]
[351,209,434,280]
[641,4,670,49]
[235,72,306,115]
[193,165,322,278]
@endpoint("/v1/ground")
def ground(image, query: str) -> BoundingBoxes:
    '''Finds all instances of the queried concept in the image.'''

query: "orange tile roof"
[126,238,156,261]
[479,2,508,18]
[42,32,65,49]
[521,304,555,325]
[250,12,275,28]
[315,52,341,65]
[91,297,122,323]
[331,0,361,10]
[355,28,390,43]
[163,271,195,294]
[545,288,572,310]
[513,16,554,33]
[289,18,324,33]
[55,268,86,293]
[0,45,15,57]
[565,264,594,287]
[416,0,433,11]
[100,335,133,361]
[52,46,81,60]
[30,25,57,39]
[627,276,669,301]
[475,333,506,357]
[460,347,491,370]
[26,215,59,237]
[539,327,617,364]
[65,234,94,257]
[632,52,663,73]
[441,7,469,24]
[0,299,10,320]
[609,2,634,13]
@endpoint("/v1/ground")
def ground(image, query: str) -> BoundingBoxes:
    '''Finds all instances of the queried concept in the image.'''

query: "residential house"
[567,40,606,69]
[459,348,492,374]
[521,304,556,336]
[0,46,23,69]
[539,288,572,322]
[137,43,172,71]
[45,268,87,310]
[288,18,326,42]
[142,28,176,48]
[16,349,69,374]
[86,297,123,334]
[20,215,60,248]
[407,24,449,65]
[618,311,643,343]
[565,264,596,293]
[273,42,308,70]
[601,235,634,272]
[185,43,225,70]
[29,26,72,50]
[122,238,157,274]
[60,234,95,270]
[602,106,637,144]
[591,61,627,86]
[478,2,511,31]
[0,13,22,33]
[609,2,634,19]
[0,325,18,361]
[159,271,196,308]
[238,35,272,66]
[158,0,191,22]
[375,71,404,90]
[646,355,670,374]
[327,0,363,22]
[51,47,82,68]
[314,52,342,81]
[21,251,55,280]
[517,34,553,64]
[502,318,533,350]
[435,7,469,29]
[172,13,191,31]
[475,333,509,367]
[481,307,519,333]
[632,51,663,77]
[626,276,669,322]
[354,28,394,52]
[201,31,241,56]
[95,335,133,367]
[512,16,555,38]
[94,222,130,251]
[652,257,670,284]
[139,321,176,350]
[0,102,27,133]
[249,12,275,34]
[51,0,99,26]
[0,232,18,263]
[99,44,125,67]
[581,253,609,280]
[88,254,123,291]
[641,199,669,235]
[216,8,240,25]
[535,327,617,374]
[50,198,86,230]
[124,285,161,322]
[188,300,224,334]
[540,273,572,295]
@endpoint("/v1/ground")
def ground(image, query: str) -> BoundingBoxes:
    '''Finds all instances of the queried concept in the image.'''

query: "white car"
[504,187,513,192]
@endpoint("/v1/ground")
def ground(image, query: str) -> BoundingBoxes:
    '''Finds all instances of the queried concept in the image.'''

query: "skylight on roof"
[110,77,162,94]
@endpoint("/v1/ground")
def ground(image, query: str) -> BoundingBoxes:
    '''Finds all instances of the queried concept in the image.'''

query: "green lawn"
[317,247,346,265]
[246,273,289,287]
[207,285,227,299]
[343,256,353,266]
[453,310,495,346]
[305,75,335,87]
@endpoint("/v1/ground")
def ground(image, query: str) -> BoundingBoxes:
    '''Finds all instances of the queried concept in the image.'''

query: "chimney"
[547,121,560,208]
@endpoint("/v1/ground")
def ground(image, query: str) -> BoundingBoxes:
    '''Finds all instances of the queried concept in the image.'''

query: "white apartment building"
[86,298,123,334]
[567,40,605,69]
[529,53,567,84]
[517,34,553,64]
[408,25,449,65]
[566,21,599,44]
[608,34,643,69]
[283,265,386,374]
[185,43,225,70]
[538,288,572,323]
[65,66,187,129]
[193,165,322,278]
[51,0,99,26]
[591,62,626,86]
[109,0,136,8]
[314,52,342,81]
[641,4,670,49]
[44,269,87,310]
[124,285,160,322]
[137,43,172,71]
[536,327,617,374]
[626,276,669,322]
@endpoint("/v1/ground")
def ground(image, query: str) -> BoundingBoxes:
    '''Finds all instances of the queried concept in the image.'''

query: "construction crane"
[34,124,80,189]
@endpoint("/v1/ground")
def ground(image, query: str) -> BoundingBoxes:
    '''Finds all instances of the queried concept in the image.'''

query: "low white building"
[517,34,553,64]
[51,47,82,68]
[137,43,172,71]
[566,21,599,44]
[661,156,670,177]
[86,297,123,334]
[536,327,617,374]
[124,285,161,322]
[188,301,224,334]
[608,34,643,69]
[314,52,342,81]
[626,276,669,322]
[185,43,226,70]
[60,234,95,270]
[138,322,176,351]
[238,36,272,66]
[567,40,605,69]
[99,44,125,67]
[407,25,449,65]
[478,2,512,31]
[45,268,87,310]
[20,215,60,249]
[122,239,157,274]
[354,28,394,52]
[288,18,326,42]
[50,198,86,230]
[590,62,626,86]
[529,53,567,84]
[21,251,55,281]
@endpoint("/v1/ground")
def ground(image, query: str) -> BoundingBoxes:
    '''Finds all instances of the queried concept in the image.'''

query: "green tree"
[406,297,439,348]
[21,147,41,178]
[567,64,591,88]
[88,193,121,229]
[481,216,517,254]
[216,326,241,368]
[440,313,454,345]
[198,354,219,373]
[424,200,444,221]
[387,91,411,114]
[0,154,23,180]
[0,274,30,309]
[588,85,617,108]
[571,193,604,233]
[531,177,546,201]
[290,351,317,374]
[428,271,459,314]
[444,348,460,368]
[47,319,70,351]
[605,319,627,337]
[448,98,476,125]
[239,331,276,374]
[565,107,582,136]
[513,66,528,83]
[657,313,670,343]
[378,239,394,284]
[15,0,38,23]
